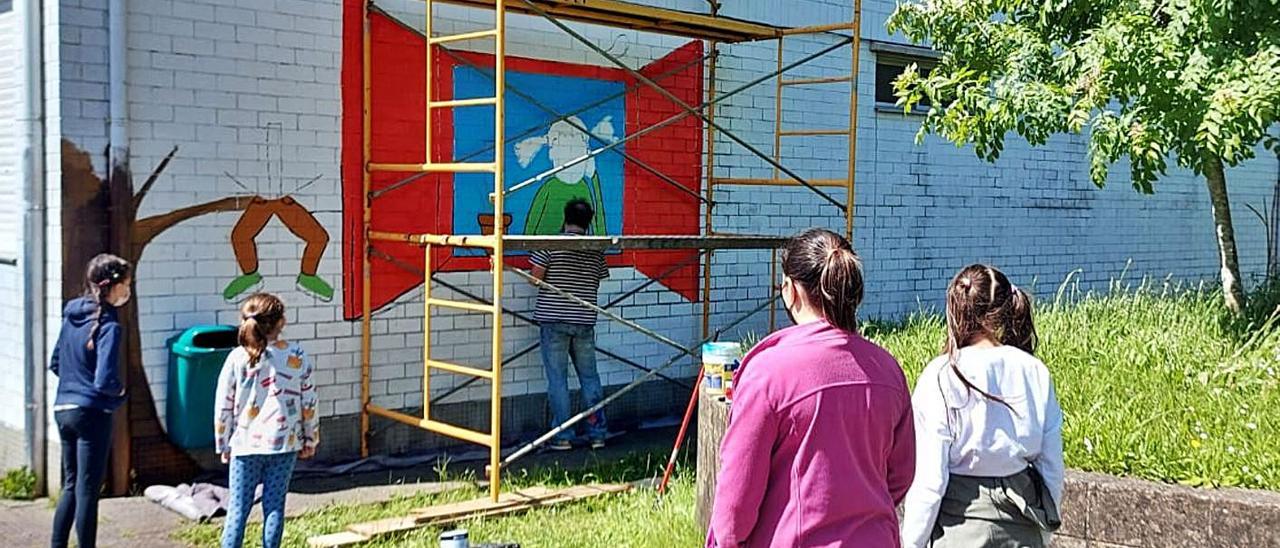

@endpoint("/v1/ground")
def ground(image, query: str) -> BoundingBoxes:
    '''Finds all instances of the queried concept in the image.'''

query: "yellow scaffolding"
[361,0,862,502]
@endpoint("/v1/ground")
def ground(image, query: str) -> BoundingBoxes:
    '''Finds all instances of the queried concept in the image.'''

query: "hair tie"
[243,312,259,322]
[1010,284,1020,295]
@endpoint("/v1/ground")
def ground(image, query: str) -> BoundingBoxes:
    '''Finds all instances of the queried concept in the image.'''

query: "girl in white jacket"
[901,264,1064,548]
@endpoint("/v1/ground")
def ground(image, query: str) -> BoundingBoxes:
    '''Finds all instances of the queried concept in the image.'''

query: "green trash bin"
[166,325,238,449]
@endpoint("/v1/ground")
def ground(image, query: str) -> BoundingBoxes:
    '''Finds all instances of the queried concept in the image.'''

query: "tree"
[887,0,1280,314]
[63,141,250,493]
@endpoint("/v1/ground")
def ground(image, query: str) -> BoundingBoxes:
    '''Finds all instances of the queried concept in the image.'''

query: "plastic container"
[166,325,238,449]
[702,342,742,396]
[440,529,469,548]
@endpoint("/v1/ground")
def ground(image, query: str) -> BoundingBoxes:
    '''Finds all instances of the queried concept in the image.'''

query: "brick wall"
[39,0,1279,473]
[0,7,29,471]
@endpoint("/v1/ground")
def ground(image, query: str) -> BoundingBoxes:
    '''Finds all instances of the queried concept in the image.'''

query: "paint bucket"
[702,342,741,396]
[440,529,469,548]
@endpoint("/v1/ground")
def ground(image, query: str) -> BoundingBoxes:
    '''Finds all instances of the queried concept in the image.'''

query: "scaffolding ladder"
[703,10,861,337]
[361,0,509,501]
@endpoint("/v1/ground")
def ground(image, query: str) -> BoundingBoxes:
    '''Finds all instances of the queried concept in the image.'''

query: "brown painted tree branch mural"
[64,141,252,493]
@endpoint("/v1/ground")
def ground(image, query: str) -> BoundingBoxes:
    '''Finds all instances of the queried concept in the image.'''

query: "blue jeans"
[540,322,607,442]
[51,407,114,548]
[221,452,297,548]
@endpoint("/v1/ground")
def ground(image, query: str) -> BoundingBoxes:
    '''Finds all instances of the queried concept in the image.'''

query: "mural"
[224,195,333,302]
[449,57,626,259]
[341,5,706,319]
[222,125,335,302]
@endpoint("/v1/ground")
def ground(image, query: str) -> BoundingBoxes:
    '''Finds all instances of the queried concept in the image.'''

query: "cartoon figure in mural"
[223,195,334,302]
[516,116,616,235]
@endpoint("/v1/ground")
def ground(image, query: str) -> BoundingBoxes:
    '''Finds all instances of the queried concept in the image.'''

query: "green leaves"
[888,0,1280,185]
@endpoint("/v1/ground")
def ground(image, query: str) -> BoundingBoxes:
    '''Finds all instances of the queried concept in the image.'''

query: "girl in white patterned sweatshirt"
[214,293,319,548]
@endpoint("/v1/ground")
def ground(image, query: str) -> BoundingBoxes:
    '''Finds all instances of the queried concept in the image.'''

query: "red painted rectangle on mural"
[342,3,703,319]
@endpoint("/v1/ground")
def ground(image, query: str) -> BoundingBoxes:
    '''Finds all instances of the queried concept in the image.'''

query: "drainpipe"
[21,0,48,496]
[107,0,131,497]
[109,0,127,175]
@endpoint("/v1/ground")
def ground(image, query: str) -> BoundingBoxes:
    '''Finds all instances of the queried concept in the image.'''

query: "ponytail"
[1004,286,1038,354]
[943,265,1016,411]
[816,247,863,332]
[782,228,864,333]
[238,293,286,366]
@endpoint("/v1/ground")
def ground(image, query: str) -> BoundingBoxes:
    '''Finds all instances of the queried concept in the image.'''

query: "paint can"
[702,342,741,396]
[440,529,469,548]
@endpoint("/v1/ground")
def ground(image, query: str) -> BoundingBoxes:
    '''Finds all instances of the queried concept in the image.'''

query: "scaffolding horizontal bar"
[433,0,781,42]
[427,359,495,379]
[427,298,495,313]
[711,177,848,187]
[429,97,498,108]
[782,22,855,35]
[781,75,853,86]
[367,405,493,447]
[428,28,499,44]
[367,162,496,173]
[780,128,850,136]
[369,232,496,248]
[502,234,790,251]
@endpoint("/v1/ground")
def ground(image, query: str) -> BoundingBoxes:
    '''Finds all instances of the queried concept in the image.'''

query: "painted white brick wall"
[0,8,27,444]
[43,0,1279,446]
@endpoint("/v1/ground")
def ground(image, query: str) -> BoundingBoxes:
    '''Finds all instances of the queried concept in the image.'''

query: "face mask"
[781,278,798,325]
[109,283,132,307]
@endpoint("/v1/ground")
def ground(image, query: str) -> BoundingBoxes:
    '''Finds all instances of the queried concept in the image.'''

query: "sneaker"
[589,438,606,450]
[548,440,573,452]
[223,272,263,301]
[296,273,335,302]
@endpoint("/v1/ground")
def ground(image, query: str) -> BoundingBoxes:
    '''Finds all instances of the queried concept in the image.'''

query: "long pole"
[657,365,701,495]
[489,0,507,503]
[360,0,373,458]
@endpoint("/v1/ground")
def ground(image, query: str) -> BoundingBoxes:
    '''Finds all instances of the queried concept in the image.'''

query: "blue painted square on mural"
[452,67,626,255]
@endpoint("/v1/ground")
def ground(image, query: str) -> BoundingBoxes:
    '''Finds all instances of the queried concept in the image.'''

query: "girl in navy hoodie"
[49,253,132,548]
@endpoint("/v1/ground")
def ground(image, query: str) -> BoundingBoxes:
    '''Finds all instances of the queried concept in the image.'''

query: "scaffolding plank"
[307,484,630,547]
[433,0,781,42]
[501,234,790,251]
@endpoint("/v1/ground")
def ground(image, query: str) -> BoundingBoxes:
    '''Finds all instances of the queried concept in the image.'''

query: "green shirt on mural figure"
[524,173,608,235]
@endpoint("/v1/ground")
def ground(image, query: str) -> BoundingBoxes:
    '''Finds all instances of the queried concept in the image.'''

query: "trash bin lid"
[172,325,238,356]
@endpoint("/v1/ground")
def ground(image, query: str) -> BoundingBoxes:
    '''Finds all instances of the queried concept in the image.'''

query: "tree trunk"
[1204,153,1247,314]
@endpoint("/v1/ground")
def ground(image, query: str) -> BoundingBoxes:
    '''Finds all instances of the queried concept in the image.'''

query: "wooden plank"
[308,484,630,547]
[308,532,370,548]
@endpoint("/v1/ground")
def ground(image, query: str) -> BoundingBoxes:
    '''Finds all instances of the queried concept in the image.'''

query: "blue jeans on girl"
[221,452,297,548]
[540,322,607,443]
[51,407,114,548]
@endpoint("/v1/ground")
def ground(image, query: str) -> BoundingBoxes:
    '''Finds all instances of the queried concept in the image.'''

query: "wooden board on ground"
[307,484,631,548]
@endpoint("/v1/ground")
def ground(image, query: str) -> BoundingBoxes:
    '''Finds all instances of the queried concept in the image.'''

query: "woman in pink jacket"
[709,228,916,547]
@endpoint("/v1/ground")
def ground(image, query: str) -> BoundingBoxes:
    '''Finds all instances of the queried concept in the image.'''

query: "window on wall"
[871,42,940,112]
[0,1,11,13]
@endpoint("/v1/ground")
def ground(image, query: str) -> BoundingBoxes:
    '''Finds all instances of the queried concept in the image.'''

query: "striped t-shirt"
[531,236,609,325]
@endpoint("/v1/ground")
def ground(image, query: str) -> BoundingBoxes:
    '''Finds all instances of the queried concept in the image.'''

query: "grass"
[176,279,1280,547]
[175,452,704,548]
[0,467,37,500]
